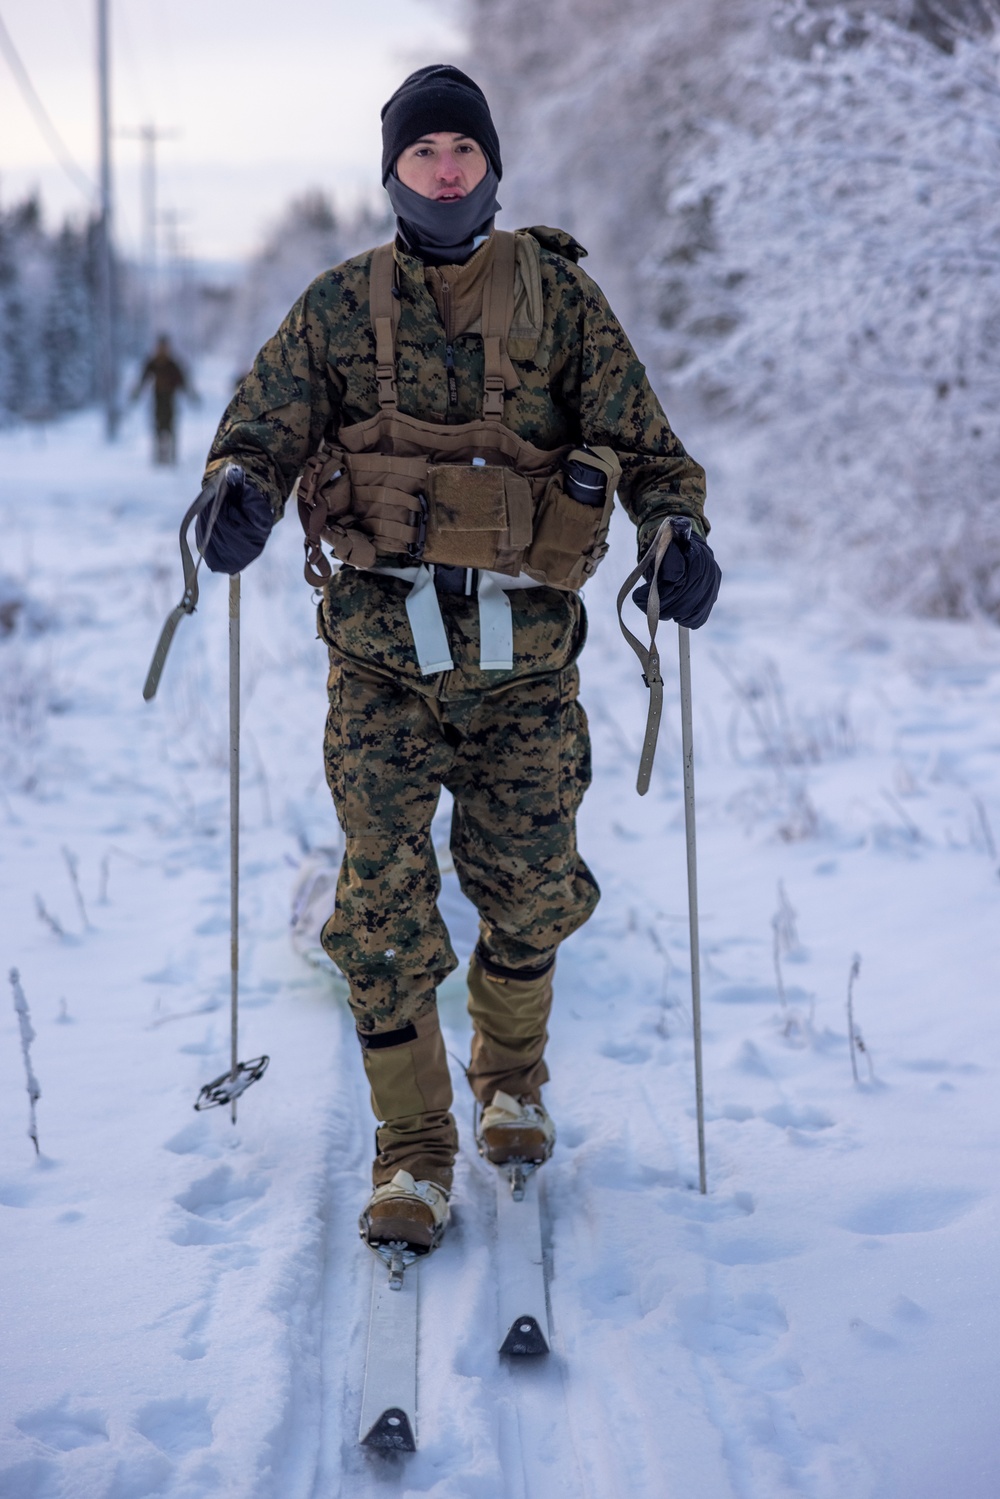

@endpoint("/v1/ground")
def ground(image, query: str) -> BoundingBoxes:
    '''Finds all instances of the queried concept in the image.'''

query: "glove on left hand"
[632,522,721,630]
[195,469,273,575]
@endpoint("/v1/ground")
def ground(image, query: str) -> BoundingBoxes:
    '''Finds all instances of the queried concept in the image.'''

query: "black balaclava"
[386,168,501,266]
[381,64,502,265]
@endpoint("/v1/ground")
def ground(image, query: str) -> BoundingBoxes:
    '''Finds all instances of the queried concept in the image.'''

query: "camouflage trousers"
[318,573,600,1035]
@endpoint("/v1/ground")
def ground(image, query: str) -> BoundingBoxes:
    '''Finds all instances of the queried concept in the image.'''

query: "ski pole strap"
[616,516,676,796]
[142,465,242,701]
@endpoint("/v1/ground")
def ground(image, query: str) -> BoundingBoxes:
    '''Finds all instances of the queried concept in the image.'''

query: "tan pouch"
[524,446,621,589]
[296,442,350,521]
[296,443,375,581]
[423,464,533,571]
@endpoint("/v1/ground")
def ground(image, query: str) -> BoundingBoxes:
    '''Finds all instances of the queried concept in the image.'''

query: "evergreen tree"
[43,224,96,414]
[0,197,101,424]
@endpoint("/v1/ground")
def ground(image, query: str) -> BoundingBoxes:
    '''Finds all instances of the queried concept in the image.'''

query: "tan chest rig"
[295,230,621,593]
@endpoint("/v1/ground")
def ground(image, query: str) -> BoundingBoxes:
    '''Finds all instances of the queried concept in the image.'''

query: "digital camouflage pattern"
[203,230,706,1045]
[319,573,598,1034]
[204,231,708,564]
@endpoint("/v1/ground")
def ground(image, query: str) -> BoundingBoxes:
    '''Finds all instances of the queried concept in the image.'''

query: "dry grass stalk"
[971,795,997,862]
[34,894,67,941]
[772,880,801,1007]
[847,953,874,1083]
[9,968,41,1155]
[62,845,92,931]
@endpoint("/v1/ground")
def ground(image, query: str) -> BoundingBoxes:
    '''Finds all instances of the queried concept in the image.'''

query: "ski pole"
[616,516,707,1191]
[170,522,267,1115]
[192,568,269,1115]
[678,625,707,1194]
[148,470,270,1115]
[228,573,240,1124]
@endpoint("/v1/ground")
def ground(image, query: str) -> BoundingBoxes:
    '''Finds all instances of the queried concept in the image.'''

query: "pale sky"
[0,0,464,261]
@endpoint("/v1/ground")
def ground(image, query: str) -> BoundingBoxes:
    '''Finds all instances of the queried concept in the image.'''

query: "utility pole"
[119,123,179,322]
[96,0,119,439]
[159,206,194,340]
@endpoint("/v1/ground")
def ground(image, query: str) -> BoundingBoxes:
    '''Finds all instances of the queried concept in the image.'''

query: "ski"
[495,1164,550,1356]
[358,1244,418,1451]
[357,1164,549,1453]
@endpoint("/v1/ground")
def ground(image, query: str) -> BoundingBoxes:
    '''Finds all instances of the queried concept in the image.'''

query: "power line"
[0,7,97,203]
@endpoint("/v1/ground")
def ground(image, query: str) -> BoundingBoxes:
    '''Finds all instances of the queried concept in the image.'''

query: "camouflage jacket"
[204,228,708,688]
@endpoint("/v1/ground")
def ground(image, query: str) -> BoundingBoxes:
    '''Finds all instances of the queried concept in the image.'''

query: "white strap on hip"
[373,564,454,673]
[476,571,514,670]
[367,565,541,675]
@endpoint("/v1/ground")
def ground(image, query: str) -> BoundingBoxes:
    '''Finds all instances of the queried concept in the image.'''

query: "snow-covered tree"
[41,223,98,416]
[465,0,763,322]
[465,0,1000,619]
[648,5,1000,617]
[0,197,100,423]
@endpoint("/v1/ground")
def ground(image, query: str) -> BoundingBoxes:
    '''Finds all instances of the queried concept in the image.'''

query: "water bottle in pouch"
[563,456,608,507]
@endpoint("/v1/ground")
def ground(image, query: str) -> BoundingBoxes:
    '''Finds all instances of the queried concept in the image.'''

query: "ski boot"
[476,1089,556,1168]
[360,1168,450,1258]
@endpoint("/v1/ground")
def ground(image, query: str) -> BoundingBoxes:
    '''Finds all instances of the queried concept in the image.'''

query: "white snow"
[2,378,1000,1497]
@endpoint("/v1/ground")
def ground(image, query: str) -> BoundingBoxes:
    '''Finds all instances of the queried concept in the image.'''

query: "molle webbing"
[294,232,619,605]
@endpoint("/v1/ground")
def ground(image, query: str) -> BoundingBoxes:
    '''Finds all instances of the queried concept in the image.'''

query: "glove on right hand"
[632,523,721,630]
[196,469,273,575]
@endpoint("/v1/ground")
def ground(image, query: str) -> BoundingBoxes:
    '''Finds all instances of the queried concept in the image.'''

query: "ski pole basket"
[194,1055,270,1112]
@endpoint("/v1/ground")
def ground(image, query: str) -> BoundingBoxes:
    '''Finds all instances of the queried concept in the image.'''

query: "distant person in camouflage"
[132,335,191,465]
[196,65,720,1254]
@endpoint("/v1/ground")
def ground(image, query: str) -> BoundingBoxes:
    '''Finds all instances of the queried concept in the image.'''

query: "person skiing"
[195,65,720,1254]
[132,334,192,465]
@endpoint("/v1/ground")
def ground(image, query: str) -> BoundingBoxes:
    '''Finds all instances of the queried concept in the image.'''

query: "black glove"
[195,468,273,575]
[632,520,721,629]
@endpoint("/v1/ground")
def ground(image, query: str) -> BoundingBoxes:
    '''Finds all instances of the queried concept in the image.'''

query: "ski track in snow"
[2,387,1000,1497]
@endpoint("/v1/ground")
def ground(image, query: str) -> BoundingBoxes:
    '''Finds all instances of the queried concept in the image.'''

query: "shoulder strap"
[482,230,517,421]
[369,243,400,410]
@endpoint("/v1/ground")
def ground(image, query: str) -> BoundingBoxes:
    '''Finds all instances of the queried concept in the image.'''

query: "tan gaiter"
[466,956,555,1106]
[361,1008,458,1190]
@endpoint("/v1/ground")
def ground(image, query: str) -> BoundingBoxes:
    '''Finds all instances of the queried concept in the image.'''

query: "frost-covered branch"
[9,968,41,1155]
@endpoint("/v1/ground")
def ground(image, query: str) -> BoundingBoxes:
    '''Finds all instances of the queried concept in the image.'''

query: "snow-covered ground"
[2,382,999,1498]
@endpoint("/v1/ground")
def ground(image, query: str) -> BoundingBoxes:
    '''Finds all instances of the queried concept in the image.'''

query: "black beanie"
[380,65,502,185]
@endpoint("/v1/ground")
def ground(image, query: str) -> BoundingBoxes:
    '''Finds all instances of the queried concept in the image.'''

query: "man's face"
[395,131,488,200]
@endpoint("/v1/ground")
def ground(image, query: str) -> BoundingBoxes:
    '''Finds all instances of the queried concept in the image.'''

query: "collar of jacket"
[423,235,496,339]
[390,231,542,366]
